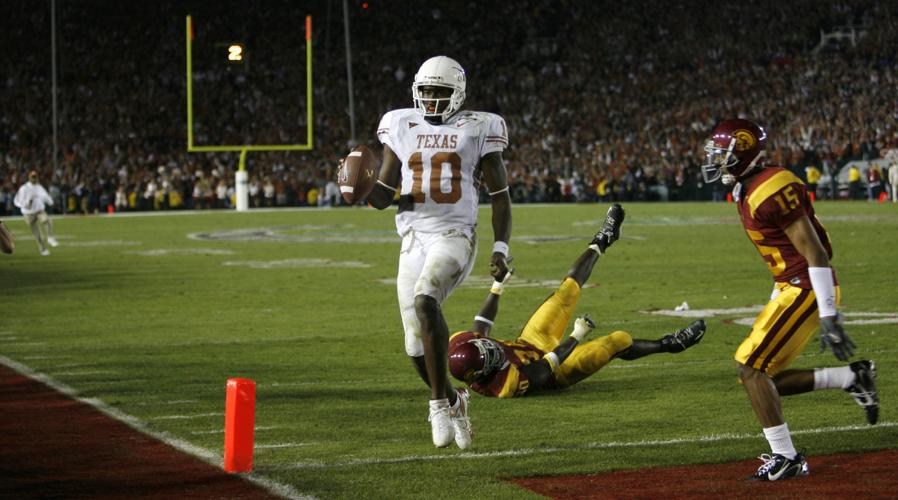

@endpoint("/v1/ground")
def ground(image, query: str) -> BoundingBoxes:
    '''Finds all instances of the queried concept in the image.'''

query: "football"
[338,144,379,204]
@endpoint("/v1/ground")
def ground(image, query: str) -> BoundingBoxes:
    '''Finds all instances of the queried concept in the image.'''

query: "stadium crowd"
[2,0,897,214]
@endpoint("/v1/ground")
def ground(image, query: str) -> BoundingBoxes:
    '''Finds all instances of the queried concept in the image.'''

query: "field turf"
[1,201,896,499]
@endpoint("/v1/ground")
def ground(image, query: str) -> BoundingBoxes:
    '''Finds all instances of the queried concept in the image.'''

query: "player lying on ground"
[447,204,706,398]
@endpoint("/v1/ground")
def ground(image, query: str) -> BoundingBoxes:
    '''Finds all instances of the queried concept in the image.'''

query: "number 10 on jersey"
[407,151,463,204]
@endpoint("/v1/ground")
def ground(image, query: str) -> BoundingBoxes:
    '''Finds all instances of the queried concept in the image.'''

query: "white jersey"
[14,181,54,215]
[377,108,508,236]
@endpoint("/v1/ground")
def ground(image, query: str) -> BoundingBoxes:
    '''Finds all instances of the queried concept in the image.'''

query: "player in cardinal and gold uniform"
[447,205,706,398]
[701,119,879,481]
[361,56,512,450]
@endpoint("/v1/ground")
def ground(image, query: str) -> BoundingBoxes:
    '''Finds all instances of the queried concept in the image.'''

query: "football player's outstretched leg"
[447,203,708,398]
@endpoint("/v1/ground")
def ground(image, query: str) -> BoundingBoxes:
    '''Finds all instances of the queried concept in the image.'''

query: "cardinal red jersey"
[448,331,544,398]
[735,166,836,288]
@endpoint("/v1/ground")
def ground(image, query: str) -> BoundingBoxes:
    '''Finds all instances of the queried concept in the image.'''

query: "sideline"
[0,354,313,500]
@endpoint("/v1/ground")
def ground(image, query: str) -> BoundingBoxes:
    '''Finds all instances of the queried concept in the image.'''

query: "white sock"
[814,366,855,390]
[763,423,797,460]
[429,398,449,410]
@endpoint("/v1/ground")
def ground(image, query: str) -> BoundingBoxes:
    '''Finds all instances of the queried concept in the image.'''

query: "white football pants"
[397,227,477,357]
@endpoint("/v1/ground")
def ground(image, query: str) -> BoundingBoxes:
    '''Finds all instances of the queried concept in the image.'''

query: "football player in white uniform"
[367,56,512,449]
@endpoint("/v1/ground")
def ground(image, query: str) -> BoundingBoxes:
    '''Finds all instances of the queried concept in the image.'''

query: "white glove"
[570,314,596,342]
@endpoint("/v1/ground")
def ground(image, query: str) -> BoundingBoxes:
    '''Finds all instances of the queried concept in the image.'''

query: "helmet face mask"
[702,139,740,185]
[414,85,454,117]
[448,337,506,384]
[412,56,466,123]
[701,119,768,185]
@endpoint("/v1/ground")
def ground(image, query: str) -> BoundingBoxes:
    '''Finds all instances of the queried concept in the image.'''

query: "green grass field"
[2,202,896,499]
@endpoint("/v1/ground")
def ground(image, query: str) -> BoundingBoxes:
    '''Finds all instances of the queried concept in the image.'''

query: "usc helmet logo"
[733,129,756,152]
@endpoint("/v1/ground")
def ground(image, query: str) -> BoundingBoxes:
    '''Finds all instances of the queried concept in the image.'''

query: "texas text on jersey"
[377,108,508,236]
[735,166,837,288]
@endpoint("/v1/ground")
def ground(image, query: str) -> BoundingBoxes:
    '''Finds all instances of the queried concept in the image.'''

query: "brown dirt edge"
[0,363,283,499]
[512,448,898,499]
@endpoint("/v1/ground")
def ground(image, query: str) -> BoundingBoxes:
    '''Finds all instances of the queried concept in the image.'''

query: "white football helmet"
[412,56,466,123]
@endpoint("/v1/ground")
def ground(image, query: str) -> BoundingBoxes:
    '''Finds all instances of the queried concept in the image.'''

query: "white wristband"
[490,281,505,296]
[492,241,509,257]
[543,352,560,371]
[474,315,494,326]
[376,180,397,192]
[808,267,837,317]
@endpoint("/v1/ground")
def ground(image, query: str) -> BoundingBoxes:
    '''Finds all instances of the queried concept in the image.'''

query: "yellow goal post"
[185,15,313,210]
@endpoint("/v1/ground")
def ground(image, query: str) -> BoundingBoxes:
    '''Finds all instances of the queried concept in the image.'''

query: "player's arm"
[367,144,401,210]
[13,187,27,210]
[480,151,512,279]
[41,186,53,206]
[784,216,855,360]
[0,221,14,254]
[518,316,594,392]
[470,266,513,336]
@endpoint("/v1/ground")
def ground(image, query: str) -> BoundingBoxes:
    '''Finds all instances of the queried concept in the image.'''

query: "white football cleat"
[47,237,59,247]
[450,388,473,450]
[39,248,50,256]
[428,399,454,448]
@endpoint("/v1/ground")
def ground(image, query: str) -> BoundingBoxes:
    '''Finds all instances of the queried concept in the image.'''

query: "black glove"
[819,313,855,361]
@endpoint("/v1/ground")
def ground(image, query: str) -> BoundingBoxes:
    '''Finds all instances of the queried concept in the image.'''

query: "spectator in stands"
[805,165,821,198]
[889,159,898,203]
[2,1,897,208]
[848,164,862,199]
[866,164,882,201]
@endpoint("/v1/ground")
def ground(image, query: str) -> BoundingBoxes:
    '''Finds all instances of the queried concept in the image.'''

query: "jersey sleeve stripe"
[747,170,803,217]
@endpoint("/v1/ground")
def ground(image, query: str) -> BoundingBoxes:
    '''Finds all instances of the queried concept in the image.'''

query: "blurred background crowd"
[2,0,897,214]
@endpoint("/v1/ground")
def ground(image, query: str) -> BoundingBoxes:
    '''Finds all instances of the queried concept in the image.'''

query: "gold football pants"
[735,282,841,376]
[517,277,633,389]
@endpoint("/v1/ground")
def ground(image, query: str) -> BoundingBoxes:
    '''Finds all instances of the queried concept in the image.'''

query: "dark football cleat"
[591,203,625,254]
[846,360,879,425]
[748,452,809,481]
[661,319,706,353]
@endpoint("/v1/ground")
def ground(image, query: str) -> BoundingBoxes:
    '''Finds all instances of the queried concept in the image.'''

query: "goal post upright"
[185,14,314,211]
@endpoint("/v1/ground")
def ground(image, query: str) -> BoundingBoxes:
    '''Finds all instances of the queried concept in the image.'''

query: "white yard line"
[0,355,314,500]
[255,443,315,450]
[189,425,282,436]
[263,421,897,471]
[51,369,115,376]
[149,412,225,420]
[133,399,200,406]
